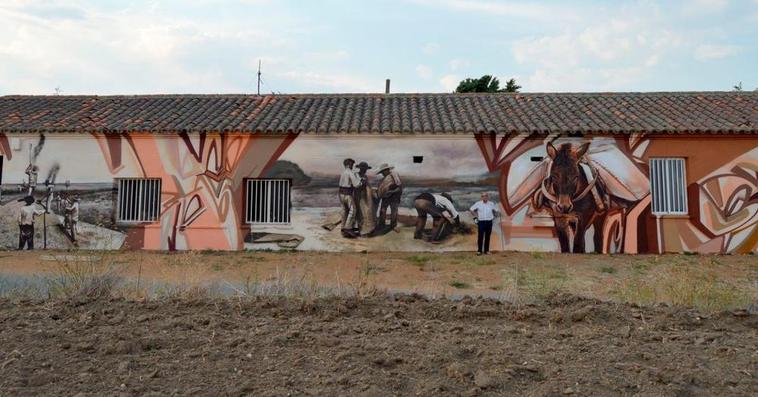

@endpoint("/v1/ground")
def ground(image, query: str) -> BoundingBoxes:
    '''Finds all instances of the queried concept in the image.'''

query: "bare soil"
[1,294,756,396]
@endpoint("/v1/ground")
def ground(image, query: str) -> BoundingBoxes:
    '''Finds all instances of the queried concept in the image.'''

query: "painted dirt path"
[0,294,756,396]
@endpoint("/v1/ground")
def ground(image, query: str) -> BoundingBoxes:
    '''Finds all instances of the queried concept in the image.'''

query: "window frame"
[244,178,292,225]
[649,157,688,216]
[115,178,162,223]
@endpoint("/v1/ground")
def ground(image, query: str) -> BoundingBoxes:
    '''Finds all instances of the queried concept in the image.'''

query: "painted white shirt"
[18,204,45,225]
[470,200,498,221]
[432,194,458,219]
[339,168,361,188]
[67,202,80,222]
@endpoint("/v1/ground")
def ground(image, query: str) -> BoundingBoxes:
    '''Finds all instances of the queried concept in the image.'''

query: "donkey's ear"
[546,142,557,159]
[575,142,590,158]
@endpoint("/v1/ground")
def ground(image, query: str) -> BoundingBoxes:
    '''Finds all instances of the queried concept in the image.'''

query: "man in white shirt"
[338,158,361,238]
[469,192,499,255]
[17,195,45,250]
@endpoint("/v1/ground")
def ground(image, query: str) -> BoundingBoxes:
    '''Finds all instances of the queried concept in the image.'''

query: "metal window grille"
[245,179,291,224]
[649,158,688,215]
[117,178,161,222]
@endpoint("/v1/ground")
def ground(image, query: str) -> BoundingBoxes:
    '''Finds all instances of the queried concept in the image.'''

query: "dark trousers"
[18,225,34,250]
[477,220,493,253]
[378,190,402,229]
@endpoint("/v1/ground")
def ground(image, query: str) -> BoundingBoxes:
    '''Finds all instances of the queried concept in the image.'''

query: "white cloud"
[0,1,302,94]
[448,58,470,71]
[439,74,459,91]
[511,18,685,91]
[415,64,433,80]
[275,70,377,92]
[422,42,440,55]
[686,0,730,14]
[413,0,578,22]
[694,44,740,60]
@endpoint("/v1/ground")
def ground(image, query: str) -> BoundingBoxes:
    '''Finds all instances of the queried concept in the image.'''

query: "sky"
[0,0,756,95]
[280,137,487,178]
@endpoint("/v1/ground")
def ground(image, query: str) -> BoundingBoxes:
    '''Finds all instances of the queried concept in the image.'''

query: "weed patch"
[448,280,470,289]
[516,266,567,300]
[599,266,617,274]
[406,255,431,267]
[660,264,750,313]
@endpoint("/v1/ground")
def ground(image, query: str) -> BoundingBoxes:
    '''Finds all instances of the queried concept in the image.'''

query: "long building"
[0,92,756,253]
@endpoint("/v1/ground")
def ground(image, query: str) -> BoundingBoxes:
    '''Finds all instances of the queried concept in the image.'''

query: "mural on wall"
[0,132,295,251]
[0,133,127,250]
[476,133,758,254]
[669,147,758,254]
[256,137,493,252]
[98,132,295,250]
[0,131,756,253]
[476,133,651,253]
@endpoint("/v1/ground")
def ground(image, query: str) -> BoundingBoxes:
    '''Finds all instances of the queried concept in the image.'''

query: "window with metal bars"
[117,178,161,222]
[649,158,688,215]
[245,179,291,224]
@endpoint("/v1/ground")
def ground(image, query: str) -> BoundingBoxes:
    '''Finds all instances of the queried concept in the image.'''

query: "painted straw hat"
[375,163,394,173]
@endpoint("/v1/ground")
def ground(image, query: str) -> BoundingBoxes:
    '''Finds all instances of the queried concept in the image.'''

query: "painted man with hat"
[375,163,403,231]
[338,158,362,238]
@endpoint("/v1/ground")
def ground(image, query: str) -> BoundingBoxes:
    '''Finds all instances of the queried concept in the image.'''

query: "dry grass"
[0,251,753,314]
[659,263,751,312]
[514,265,569,301]
[607,257,753,313]
[45,254,124,300]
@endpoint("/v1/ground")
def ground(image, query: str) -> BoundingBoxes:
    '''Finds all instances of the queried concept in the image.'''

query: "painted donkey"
[534,142,607,253]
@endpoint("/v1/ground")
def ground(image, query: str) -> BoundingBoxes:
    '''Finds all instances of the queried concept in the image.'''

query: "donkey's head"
[545,142,590,214]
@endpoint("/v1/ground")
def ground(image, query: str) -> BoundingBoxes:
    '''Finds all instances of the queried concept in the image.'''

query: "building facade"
[0,93,756,253]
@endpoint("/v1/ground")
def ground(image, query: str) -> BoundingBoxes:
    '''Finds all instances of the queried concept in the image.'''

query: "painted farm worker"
[339,158,361,238]
[354,162,377,236]
[413,192,461,242]
[375,163,403,230]
[469,192,499,255]
[17,195,45,250]
[25,164,39,195]
[65,195,80,242]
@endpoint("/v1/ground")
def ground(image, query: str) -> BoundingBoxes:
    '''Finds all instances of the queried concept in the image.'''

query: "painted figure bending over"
[469,192,499,255]
[17,196,45,250]
[414,192,462,242]
[375,163,403,231]
[339,158,362,238]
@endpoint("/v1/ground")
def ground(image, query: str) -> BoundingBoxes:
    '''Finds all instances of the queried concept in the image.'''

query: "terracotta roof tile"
[0,92,755,135]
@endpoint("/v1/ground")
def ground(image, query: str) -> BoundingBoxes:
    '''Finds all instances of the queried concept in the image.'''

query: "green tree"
[503,78,522,93]
[455,75,521,93]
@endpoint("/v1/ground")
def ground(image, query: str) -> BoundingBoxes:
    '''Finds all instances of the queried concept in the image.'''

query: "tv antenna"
[257,60,262,95]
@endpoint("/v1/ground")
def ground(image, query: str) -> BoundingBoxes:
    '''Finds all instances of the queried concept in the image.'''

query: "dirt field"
[0,293,756,396]
[0,251,755,396]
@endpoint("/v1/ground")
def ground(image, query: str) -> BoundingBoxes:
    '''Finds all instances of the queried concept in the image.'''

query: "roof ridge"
[1,91,755,100]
